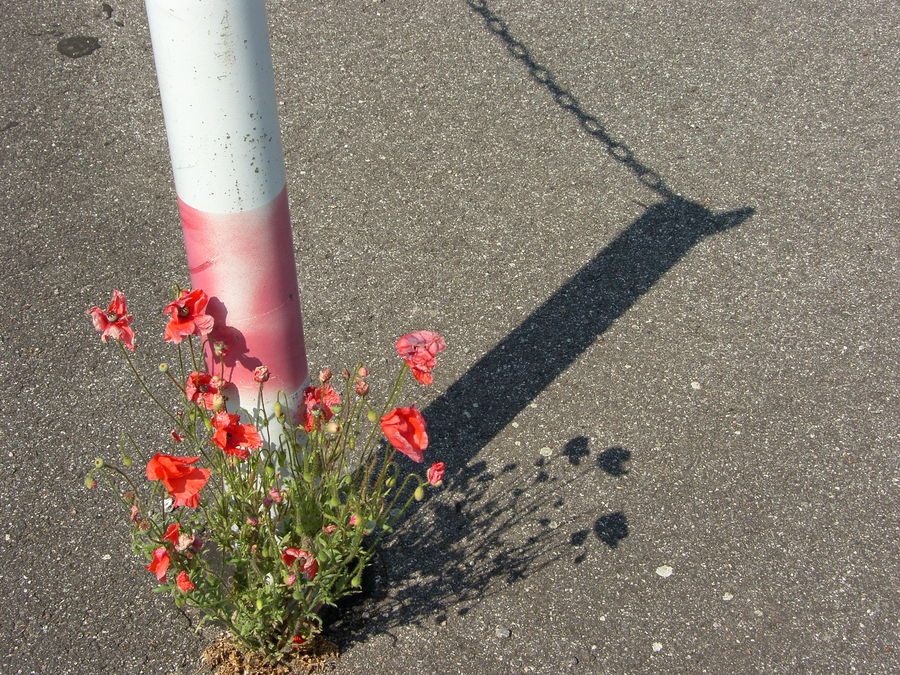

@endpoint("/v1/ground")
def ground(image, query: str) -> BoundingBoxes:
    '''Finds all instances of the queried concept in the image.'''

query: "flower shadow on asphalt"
[325,0,754,647]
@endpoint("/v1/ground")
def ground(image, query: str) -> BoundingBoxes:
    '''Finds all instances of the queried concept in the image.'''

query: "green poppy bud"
[274,401,284,419]
[351,573,363,588]
[366,410,378,423]
[84,475,96,489]
[158,363,169,373]
[256,598,263,611]
[386,476,396,488]
[122,455,132,467]
[414,486,425,501]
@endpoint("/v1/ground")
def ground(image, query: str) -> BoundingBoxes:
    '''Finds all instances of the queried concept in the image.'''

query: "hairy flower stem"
[117,342,182,429]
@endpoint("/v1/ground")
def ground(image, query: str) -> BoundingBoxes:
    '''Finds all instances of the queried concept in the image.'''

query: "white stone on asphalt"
[655,565,674,578]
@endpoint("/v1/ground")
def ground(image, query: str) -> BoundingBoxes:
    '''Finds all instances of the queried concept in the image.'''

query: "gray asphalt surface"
[1,0,897,673]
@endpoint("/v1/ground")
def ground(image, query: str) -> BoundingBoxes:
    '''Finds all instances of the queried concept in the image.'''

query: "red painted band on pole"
[178,187,307,409]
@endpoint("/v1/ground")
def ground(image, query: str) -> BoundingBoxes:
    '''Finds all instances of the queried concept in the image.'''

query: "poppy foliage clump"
[86,287,447,658]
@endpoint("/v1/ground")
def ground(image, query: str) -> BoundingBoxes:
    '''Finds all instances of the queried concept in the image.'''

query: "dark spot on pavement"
[101,3,113,20]
[597,446,631,476]
[57,36,101,58]
[594,512,629,548]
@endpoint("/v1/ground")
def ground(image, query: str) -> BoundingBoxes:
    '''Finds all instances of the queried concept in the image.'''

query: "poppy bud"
[256,598,263,610]
[211,394,226,412]
[367,410,378,422]
[274,401,284,419]
[122,455,133,467]
[341,368,351,380]
[325,421,340,434]
[213,341,227,358]
[94,457,104,468]
[253,365,270,383]
[158,363,169,373]
[354,377,369,397]
[414,486,425,501]
[358,366,369,377]
[319,368,332,383]
[351,573,363,588]
[85,475,97,489]
[386,476,396,488]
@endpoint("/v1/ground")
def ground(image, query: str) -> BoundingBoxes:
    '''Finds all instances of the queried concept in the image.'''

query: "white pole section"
[145,0,308,418]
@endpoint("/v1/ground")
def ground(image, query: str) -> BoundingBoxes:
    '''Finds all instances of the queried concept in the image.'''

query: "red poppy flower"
[163,289,214,344]
[185,371,223,409]
[162,522,180,546]
[281,548,318,581]
[146,454,211,508]
[380,406,428,463]
[427,462,445,486]
[299,384,341,432]
[146,546,170,583]
[176,571,195,592]
[87,290,135,351]
[210,411,262,460]
[395,331,446,385]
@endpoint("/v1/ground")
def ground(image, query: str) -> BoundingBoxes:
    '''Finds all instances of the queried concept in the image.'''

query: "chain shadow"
[325,0,754,645]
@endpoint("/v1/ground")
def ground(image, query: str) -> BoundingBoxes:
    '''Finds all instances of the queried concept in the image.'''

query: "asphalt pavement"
[0,0,897,673]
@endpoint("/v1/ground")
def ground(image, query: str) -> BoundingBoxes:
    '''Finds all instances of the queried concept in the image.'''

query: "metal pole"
[145,0,308,419]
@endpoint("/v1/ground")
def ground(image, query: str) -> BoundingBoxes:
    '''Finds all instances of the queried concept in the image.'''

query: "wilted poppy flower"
[146,454,211,508]
[380,406,428,463]
[176,571,195,592]
[253,365,270,383]
[299,384,341,432]
[162,522,180,546]
[146,546,170,583]
[87,290,136,351]
[185,371,222,409]
[163,289,214,344]
[210,411,262,460]
[170,429,183,443]
[427,462,445,486]
[281,548,318,581]
[395,331,446,385]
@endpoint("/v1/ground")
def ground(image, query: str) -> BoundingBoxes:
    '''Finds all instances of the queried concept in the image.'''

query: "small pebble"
[495,627,512,639]
[691,381,701,389]
[754,609,763,617]
[101,554,111,560]
[548,520,559,529]
[539,447,553,457]
[655,565,674,578]
[722,592,733,601]
[652,642,663,652]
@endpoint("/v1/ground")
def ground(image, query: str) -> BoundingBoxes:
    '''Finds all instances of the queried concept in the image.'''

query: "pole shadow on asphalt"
[327,0,755,641]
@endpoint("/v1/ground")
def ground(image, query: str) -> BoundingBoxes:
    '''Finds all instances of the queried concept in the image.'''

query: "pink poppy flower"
[163,289,214,344]
[185,371,222,410]
[395,331,446,385]
[299,384,341,432]
[381,406,428,463]
[322,525,337,535]
[281,548,318,581]
[87,290,135,351]
[427,462,445,487]
[146,546,170,583]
